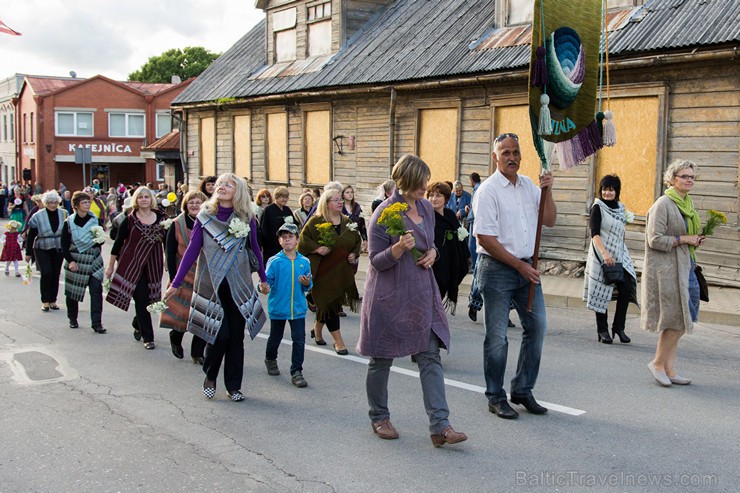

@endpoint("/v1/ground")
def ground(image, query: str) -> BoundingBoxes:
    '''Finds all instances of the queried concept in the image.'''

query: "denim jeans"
[468,223,478,270]
[688,259,700,323]
[265,318,306,374]
[468,262,483,311]
[477,255,547,404]
[366,332,451,434]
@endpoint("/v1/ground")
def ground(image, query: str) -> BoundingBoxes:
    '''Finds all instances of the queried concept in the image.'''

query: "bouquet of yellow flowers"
[316,222,337,248]
[377,202,423,261]
[701,210,727,236]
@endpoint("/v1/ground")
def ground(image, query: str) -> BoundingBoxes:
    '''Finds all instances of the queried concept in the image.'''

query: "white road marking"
[255,333,587,416]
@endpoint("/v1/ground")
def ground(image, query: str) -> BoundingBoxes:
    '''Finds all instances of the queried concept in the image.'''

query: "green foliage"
[128,46,220,83]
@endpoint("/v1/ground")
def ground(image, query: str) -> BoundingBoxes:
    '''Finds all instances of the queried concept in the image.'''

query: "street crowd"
[1,134,708,447]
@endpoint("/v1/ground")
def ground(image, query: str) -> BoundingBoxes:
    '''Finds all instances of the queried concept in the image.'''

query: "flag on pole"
[0,20,22,36]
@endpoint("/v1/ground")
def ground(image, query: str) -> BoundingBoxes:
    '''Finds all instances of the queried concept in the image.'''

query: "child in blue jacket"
[264,222,313,387]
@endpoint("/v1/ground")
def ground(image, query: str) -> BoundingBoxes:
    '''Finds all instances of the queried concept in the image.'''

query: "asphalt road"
[1,251,738,492]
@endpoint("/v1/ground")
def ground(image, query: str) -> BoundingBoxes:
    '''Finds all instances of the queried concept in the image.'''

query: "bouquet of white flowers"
[624,210,635,224]
[346,222,358,232]
[146,300,168,313]
[90,225,106,244]
[228,217,250,238]
[103,277,112,292]
[456,226,469,241]
[283,216,294,225]
[160,218,174,230]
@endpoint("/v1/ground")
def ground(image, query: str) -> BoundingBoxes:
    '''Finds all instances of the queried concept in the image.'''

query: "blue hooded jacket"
[265,250,313,320]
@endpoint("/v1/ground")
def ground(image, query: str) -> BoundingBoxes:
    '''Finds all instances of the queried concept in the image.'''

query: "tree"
[128,46,220,83]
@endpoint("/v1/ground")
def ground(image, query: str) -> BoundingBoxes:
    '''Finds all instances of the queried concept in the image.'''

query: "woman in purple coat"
[356,154,467,448]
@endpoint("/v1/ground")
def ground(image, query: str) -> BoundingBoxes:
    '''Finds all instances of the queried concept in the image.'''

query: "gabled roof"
[173,0,740,106]
[23,76,82,96]
[21,74,191,100]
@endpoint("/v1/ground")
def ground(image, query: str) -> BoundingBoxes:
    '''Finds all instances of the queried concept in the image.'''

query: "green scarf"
[665,188,700,258]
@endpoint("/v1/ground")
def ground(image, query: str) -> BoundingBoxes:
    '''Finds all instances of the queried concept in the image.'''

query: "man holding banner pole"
[472,132,556,420]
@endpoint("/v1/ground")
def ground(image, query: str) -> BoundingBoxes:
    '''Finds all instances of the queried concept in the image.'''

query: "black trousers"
[170,330,206,359]
[35,248,63,303]
[66,276,103,328]
[596,273,633,332]
[132,274,155,343]
[203,280,246,392]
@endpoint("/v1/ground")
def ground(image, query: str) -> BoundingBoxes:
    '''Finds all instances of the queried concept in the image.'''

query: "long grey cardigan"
[640,195,693,334]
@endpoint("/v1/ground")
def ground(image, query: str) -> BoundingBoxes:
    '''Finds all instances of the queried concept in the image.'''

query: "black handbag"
[592,244,624,285]
[694,264,709,302]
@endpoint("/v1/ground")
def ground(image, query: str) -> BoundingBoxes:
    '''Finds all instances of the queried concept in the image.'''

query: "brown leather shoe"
[371,418,399,440]
[430,426,468,447]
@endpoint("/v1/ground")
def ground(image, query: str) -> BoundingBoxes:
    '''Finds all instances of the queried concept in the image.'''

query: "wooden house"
[172,0,740,286]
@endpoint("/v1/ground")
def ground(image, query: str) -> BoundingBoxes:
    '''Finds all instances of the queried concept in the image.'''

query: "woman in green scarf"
[641,159,705,387]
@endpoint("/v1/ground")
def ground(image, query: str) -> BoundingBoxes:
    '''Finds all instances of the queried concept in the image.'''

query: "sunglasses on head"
[494,133,519,143]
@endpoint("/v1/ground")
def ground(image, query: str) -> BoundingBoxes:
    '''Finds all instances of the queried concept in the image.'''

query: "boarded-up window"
[508,0,533,24]
[267,112,288,182]
[200,116,215,177]
[273,8,297,62]
[234,114,251,179]
[492,104,541,183]
[308,20,331,57]
[596,96,660,216]
[418,108,458,185]
[304,110,331,185]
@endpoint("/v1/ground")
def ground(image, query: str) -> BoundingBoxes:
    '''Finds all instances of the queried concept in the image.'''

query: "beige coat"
[640,195,693,334]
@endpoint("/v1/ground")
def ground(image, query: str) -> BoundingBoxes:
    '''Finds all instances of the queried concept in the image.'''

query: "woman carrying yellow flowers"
[297,188,361,355]
[356,154,467,448]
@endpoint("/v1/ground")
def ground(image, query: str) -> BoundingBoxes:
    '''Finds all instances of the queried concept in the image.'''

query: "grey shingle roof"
[173,0,740,105]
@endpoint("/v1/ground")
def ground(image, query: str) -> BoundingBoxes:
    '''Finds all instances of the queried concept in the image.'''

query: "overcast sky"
[1,0,264,81]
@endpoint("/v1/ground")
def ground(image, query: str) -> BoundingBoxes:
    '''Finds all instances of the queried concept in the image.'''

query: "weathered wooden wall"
[183,60,739,286]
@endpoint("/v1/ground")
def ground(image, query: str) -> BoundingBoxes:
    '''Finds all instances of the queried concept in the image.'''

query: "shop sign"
[68,143,133,153]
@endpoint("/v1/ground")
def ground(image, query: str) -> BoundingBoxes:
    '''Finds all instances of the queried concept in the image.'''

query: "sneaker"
[265,359,280,376]
[291,371,308,388]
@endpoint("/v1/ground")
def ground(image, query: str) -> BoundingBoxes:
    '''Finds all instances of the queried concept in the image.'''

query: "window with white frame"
[56,111,94,137]
[273,7,297,62]
[9,112,14,141]
[156,160,166,181]
[2,114,6,142]
[156,112,172,138]
[308,2,332,57]
[109,112,145,138]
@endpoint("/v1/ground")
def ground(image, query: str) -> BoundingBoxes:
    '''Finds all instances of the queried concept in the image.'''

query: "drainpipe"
[389,87,396,170]
[174,110,188,185]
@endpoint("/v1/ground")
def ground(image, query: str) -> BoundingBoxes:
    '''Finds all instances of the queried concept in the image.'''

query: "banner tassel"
[602,110,616,146]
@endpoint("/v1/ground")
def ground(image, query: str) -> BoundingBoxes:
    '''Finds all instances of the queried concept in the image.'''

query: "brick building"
[14,75,192,191]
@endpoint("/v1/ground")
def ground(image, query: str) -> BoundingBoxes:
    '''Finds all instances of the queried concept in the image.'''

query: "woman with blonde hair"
[164,173,268,402]
[357,154,466,446]
[293,191,314,229]
[298,188,361,354]
[642,159,705,386]
[106,186,166,350]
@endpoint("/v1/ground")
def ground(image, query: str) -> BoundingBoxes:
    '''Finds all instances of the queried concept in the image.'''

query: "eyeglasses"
[215,182,236,189]
[675,174,695,181]
[494,133,519,143]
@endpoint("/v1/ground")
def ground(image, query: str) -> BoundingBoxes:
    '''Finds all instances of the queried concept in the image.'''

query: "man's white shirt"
[472,170,541,260]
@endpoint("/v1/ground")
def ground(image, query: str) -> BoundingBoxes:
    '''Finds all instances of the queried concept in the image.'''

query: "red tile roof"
[24,76,82,96]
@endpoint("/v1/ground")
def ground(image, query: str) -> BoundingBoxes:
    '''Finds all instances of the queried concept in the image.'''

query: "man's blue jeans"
[477,255,547,404]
